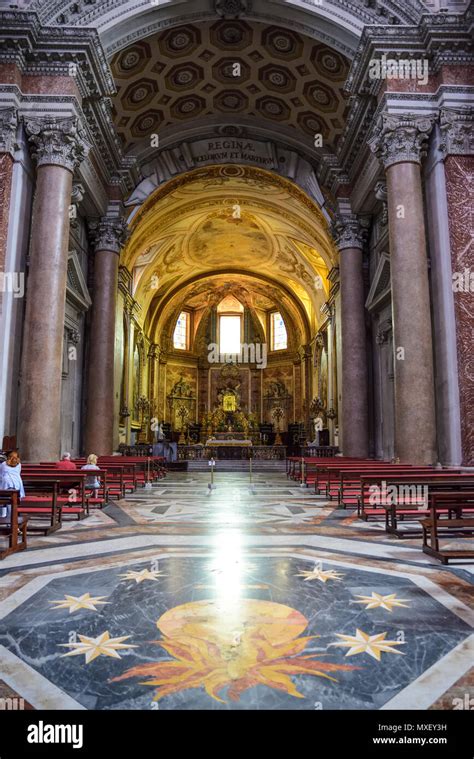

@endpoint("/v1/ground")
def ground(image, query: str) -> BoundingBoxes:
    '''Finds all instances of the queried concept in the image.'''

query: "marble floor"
[0,472,472,711]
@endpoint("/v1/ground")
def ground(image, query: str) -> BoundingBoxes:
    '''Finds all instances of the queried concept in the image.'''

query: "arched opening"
[118,163,337,450]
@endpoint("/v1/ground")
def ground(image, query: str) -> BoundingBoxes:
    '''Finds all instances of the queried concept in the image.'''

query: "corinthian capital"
[24,116,90,172]
[89,216,128,254]
[368,114,435,169]
[439,107,474,157]
[0,107,18,156]
[331,214,369,251]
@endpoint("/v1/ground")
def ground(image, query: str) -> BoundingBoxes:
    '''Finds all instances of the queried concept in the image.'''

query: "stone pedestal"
[370,115,437,464]
[333,215,369,458]
[85,217,127,456]
[18,117,89,461]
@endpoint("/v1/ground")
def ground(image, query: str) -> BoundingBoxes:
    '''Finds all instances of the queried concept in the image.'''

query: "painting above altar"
[222,391,237,413]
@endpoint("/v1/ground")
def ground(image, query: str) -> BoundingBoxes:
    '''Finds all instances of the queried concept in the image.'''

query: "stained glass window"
[173,311,188,350]
[272,312,287,351]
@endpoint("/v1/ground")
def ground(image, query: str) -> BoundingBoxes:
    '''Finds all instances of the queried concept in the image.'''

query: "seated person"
[81,454,100,496]
[56,452,77,470]
[0,450,25,517]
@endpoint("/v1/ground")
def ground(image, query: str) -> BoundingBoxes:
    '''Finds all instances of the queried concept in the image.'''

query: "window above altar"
[217,295,244,355]
[219,315,241,355]
[271,312,288,351]
[173,311,189,350]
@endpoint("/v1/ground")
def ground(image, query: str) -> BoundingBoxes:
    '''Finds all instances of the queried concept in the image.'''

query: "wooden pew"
[106,456,166,481]
[34,465,110,507]
[287,456,365,484]
[421,491,474,564]
[384,487,474,538]
[336,465,441,508]
[357,474,474,525]
[24,467,89,516]
[70,461,128,499]
[20,477,62,534]
[0,490,28,559]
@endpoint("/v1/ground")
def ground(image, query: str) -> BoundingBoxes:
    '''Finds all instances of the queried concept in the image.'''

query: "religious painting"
[222,391,237,412]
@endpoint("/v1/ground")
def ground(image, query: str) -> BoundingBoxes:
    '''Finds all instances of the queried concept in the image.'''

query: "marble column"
[333,216,369,458]
[326,309,336,444]
[0,109,18,440]
[440,107,474,466]
[85,217,127,456]
[369,114,437,464]
[19,117,89,461]
[120,300,133,442]
[0,109,16,287]
[300,345,312,436]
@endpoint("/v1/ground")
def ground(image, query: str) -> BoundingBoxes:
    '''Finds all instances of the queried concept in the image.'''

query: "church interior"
[0,0,473,725]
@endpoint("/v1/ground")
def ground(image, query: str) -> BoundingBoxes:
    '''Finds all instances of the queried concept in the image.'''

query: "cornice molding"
[345,12,474,99]
[0,10,116,99]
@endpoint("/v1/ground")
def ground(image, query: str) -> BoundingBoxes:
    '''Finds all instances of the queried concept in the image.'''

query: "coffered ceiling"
[110,20,350,157]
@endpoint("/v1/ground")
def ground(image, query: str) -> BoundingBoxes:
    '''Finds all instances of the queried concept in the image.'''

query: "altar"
[178,444,286,461]
[206,432,252,446]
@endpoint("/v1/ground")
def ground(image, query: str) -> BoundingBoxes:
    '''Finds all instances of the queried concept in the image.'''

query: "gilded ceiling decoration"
[123,166,335,341]
[110,21,350,154]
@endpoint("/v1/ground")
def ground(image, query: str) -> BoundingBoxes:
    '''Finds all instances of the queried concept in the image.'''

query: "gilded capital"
[368,114,435,169]
[331,214,369,251]
[0,107,18,156]
[439,107,474,157]
[89,216,128,254]
[24,116,90,172]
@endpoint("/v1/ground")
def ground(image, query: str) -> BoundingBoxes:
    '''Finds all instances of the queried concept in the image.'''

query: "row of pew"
[0,456,166,559]
[287,455,474,564]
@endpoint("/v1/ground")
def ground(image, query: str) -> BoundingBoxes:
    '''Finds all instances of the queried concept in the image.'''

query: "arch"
[32,0,426,57]
[147,269,312,348]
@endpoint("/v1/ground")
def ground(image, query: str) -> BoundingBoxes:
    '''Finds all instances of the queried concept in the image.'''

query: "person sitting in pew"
[56,452,77,470]
[0,450,25,517]
[81,454,100,497]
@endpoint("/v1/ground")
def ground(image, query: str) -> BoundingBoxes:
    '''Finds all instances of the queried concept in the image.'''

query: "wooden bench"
[0,490,28,559]
[106,456,166,481]
[32,466,109,508]
[20,478,62,534]
[357,474,474,525]
[287,456,365,484]
[71,461,128,499]
[421,491,474,564]
[336,465,443,508]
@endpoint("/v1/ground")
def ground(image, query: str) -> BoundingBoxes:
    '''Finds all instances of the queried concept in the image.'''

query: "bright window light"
[173,311,188,350]
[219,315,241,355]
[272,312,287,351]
